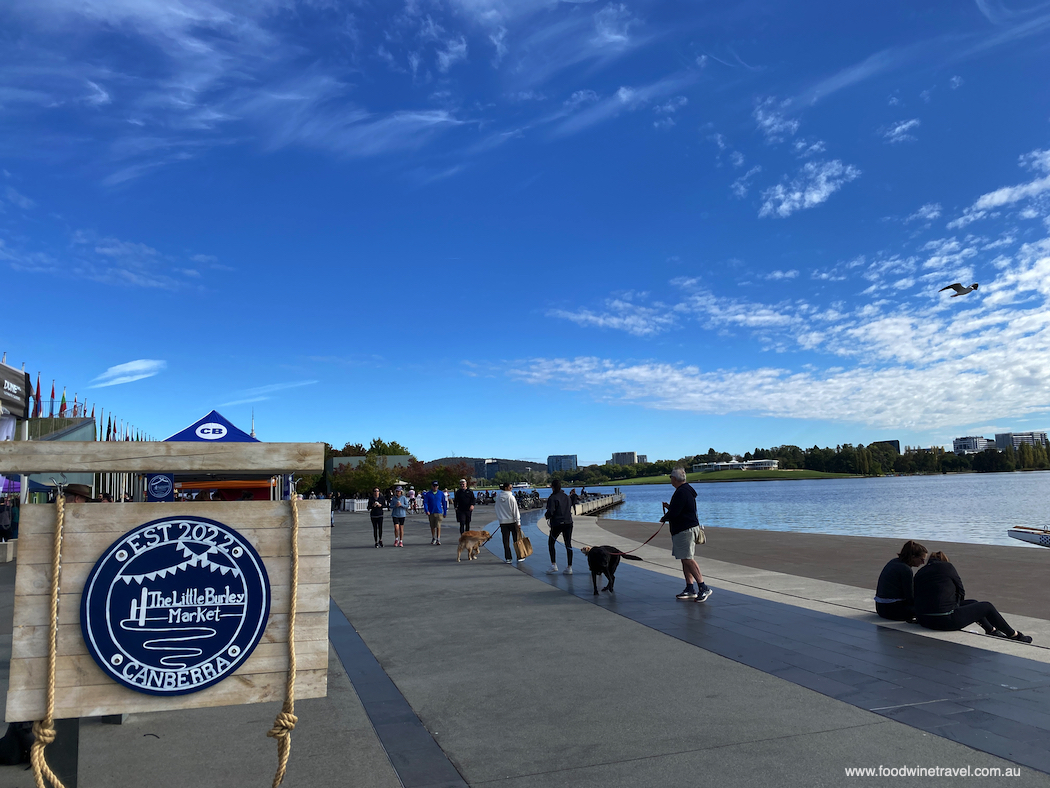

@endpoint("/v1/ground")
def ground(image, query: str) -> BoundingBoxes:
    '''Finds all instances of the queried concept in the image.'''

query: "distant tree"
[331,455,397,497]
[368,438,413,457]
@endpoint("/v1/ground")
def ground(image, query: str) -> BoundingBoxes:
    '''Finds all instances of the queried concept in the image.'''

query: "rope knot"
[31,722,56,746]
[267,710,297,740]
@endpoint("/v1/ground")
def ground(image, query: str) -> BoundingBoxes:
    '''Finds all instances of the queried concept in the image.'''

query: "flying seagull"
[939,282,979,297]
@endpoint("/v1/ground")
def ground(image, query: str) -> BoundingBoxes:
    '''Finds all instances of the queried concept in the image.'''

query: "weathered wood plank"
[0,441,324,473]
[19,500,330,535]
[9,639,330,692]
[15,524,330,565]
[12,581,331,628]
[6,667,328,722]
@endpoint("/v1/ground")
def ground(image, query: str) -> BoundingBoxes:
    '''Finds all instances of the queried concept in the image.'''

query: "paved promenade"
[0,506,1047,786]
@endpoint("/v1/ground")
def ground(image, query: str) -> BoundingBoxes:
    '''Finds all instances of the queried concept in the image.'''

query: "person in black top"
[453,479,476,535]
[914,552,1032,643]
[874,540,927,621]
[660,468,711,603]
[544,480,574,575]
[367,487,385,548]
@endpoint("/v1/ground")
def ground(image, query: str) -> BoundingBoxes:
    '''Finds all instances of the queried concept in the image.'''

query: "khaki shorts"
[671,527,700,560]
[428,513,444,529]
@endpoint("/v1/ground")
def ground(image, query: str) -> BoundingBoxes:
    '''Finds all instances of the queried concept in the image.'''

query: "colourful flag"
[33,374,41,418]
[106,415,112,441]
[49,381,55,417]
[90,403,95,420]
[72,393,78,417]
[59,388,67,417]
[98,408,103,440]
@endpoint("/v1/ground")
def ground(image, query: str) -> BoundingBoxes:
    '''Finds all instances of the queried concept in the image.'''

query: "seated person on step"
[874,540,927,622]
[914,551,1032,643]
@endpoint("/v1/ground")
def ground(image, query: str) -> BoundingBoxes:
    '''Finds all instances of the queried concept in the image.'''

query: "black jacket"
[875,558,915,602]
[367,494,385,518]
[454,488,475,511]
[913,558,965,615]
[661,483,699,536]
[545,491,573,526]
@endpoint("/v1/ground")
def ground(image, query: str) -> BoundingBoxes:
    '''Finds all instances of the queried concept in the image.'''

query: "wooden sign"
[3,443,329,722]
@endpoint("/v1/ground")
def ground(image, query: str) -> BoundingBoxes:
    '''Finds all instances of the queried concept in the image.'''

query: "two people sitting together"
[875,540,1032,644]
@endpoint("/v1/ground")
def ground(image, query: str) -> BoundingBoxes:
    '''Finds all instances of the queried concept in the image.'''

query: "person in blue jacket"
[423,480,447,545]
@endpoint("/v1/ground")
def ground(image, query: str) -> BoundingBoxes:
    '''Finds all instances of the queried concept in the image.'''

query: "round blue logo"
[81,516,271,696]
[147,475,173,500]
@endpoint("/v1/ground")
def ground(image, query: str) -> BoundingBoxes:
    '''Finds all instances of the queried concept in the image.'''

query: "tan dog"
[457,530,492,562]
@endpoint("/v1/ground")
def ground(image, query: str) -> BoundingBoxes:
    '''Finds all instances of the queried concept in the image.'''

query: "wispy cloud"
[90,359,166,388]
[551,74,696,137]
[949,147,1050,228]
[219,379,319,407]
[882,118,920,144]
[759,160,861,218]
[529,231,1050,429]
[549,299,677,336]
[906,203,942,223]
[752,97,798,143]
[730,166,762,198]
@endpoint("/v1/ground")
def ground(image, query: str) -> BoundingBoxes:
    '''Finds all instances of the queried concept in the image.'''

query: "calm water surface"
[541,473,1050,547]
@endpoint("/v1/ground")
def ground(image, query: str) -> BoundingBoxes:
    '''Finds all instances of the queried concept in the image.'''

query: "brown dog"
[457,530,492,562]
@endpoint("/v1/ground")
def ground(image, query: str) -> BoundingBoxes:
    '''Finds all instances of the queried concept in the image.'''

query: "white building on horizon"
[693,459,780,472]
[994,432,1049,451]
[953,436,995,454]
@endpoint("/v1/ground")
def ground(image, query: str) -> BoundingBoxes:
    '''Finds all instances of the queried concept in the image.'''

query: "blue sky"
[2,0,1050,466]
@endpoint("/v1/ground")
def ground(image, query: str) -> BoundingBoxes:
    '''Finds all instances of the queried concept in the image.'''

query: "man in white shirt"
[494,481,523,564]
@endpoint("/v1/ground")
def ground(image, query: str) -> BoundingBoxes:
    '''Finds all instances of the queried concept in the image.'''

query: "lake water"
[537,472,1050,547]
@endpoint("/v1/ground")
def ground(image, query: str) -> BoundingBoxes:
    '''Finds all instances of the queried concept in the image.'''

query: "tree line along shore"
[301,438,1047,497]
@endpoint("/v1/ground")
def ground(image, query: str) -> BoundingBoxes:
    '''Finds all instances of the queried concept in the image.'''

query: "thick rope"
[268,495,300,787]
[31,495,66,788]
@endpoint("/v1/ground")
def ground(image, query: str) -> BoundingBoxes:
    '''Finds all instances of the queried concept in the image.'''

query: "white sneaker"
[563,567,573,575]
[505,559,513,564]
[546,564,559,574]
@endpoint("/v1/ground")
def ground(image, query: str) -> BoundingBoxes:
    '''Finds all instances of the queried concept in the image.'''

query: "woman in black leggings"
[367,487,385,548]
[914,552,1031,643]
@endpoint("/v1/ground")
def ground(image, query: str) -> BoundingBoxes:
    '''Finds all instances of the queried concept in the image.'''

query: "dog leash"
[562,520,665,556]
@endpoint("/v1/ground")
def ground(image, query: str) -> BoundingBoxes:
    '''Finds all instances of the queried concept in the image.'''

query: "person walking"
[495,481,523,564]
[423,480,447,545]
[544,479,574,575]
[408,487,417,512]
[390,486,409,547]
[660,468,712,602]
[367,487,385,548]
[454,479,476,535]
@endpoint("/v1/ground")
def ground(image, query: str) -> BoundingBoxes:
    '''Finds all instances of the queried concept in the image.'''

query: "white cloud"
[551,74,695,136]
[528,236,1050,429]
[730,166,762,198]
[759,160,861,218]
[906,203,942,223]
[549,299,676,336]
[949,147,1050,228]
[765,269,798,280]
[592,3,638,45]
[753,97,799,143]
[90,359,166,388]
[219,379,319,407]
[437,36,468,72]
[950,75,964,89]
[3,186,35,210]
[882,118,920,144]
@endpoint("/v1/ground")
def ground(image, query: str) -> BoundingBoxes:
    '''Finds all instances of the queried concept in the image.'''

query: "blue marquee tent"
[164,410,258,443]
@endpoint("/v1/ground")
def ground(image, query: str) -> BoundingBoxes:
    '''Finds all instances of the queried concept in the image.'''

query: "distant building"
[953,436,994,454]
[611,451,638,466]
[474,459,502,480]
[637,455,648,464]
[547,454,578,473]
[693,459,780,472]
[995,432,1049,451]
